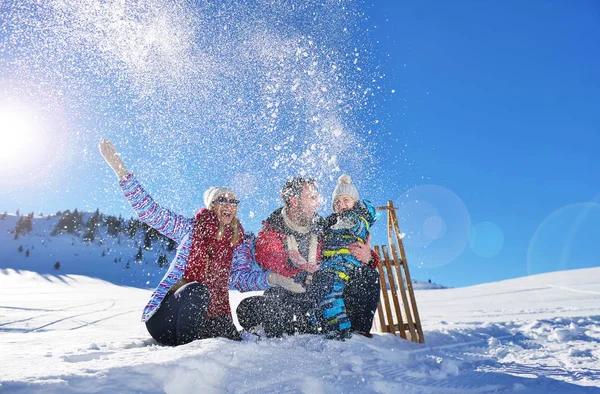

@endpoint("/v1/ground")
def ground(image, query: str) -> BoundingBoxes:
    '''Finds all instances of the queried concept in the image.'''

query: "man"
[236,177,380,338]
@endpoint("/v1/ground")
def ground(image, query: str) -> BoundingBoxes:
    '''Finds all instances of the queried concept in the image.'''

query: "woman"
[100,139,246,345]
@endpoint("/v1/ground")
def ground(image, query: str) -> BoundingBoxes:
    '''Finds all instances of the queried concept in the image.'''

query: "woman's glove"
[267,272,306,293]
[99,139,129,180]
[287,250,319,273]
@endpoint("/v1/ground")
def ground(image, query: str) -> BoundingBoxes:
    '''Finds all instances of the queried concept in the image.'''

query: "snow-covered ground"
[1,267,599,393]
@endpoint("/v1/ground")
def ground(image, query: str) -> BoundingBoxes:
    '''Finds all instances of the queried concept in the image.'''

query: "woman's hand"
[288,250,319,273]
[347,236,372,265]
[267,272,306,293]
[99,139,129,180]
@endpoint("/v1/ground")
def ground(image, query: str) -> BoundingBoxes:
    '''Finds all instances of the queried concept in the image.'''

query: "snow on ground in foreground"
[0,268,599,393]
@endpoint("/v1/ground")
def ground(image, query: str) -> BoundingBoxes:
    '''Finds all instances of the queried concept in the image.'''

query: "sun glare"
[0,107,39,164]
[0,107,40,164]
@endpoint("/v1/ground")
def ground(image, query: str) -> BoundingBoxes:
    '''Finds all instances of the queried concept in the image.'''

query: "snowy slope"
[0,213,172,288]
[1,267,599,393]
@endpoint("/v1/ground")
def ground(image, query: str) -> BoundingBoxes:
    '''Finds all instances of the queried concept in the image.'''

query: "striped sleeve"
[120,173,193,245]
[229,240,271,292]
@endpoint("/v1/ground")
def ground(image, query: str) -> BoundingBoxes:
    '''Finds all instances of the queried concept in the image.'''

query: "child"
[309,175,377,340]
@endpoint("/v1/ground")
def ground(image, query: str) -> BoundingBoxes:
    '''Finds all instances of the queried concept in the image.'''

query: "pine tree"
[135,247,143,261]
[157,254,168,268]
[167,238,176,252]
[25,249,30,257]
[26,213,33,232]
[14,214,33,236]
[144,230,152,250]
[54,261,61,270]
[14,217,23,238]
[18,245,23,253]
[83,228,96,242]
[83,209,101,242]
[52,210,77,235]
[105,215,122,237]
[127,219,140,238]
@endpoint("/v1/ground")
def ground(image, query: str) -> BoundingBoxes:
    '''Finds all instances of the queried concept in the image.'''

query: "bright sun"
[0,106,39,165]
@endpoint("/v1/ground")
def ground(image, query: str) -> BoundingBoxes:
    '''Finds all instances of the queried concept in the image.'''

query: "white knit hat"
[203,186,235,208]
[331,174,359,208]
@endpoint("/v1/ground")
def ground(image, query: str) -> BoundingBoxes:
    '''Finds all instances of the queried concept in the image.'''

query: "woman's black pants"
[145,282,240,346]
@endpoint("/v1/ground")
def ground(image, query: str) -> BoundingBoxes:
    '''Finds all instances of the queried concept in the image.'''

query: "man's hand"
[288,250,319,273]
[347,236,372,265]
[99,139,129,180]
[267,272,306,293]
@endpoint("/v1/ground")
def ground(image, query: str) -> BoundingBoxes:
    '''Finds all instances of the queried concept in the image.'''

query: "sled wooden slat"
[384,323,412,332]
[390,244,417,341]
[390,207,425,343]
[373,249,387,333]
[374,245,395,334]
[385,205,415,340]
[380,245,407,339]
[371,200,425,344]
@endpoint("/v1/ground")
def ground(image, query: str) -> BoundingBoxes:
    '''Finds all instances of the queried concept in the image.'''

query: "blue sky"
[0,1,598,287]
[367,1,600,285]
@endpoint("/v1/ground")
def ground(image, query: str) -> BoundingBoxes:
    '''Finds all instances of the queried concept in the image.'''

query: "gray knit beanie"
[331,174,359,208]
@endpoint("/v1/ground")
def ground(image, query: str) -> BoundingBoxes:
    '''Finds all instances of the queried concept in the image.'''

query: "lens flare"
[390,185,471,269]
[469,221,504,258]
[527,201,600,277]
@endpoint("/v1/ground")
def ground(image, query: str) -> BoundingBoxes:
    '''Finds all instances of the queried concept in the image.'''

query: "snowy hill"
[411,279,447,290]
[0,212,174,288]
[1,267,599,393]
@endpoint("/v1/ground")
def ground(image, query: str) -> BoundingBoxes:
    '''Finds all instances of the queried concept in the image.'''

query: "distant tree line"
[50,209,84,236]
[52,208,175,266]
[10,208,176,269]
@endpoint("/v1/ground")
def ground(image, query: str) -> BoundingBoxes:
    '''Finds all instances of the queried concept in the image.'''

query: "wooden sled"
[371,200,425,343]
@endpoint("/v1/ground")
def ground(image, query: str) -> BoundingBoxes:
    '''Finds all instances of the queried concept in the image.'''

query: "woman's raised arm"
[99,139,193,244]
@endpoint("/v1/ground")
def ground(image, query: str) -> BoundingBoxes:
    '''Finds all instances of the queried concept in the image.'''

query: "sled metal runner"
[372,200,425,344]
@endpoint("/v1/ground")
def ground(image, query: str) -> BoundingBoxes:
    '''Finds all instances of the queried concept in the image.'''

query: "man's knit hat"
[331,174,359,207]
[204,186,235,208]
